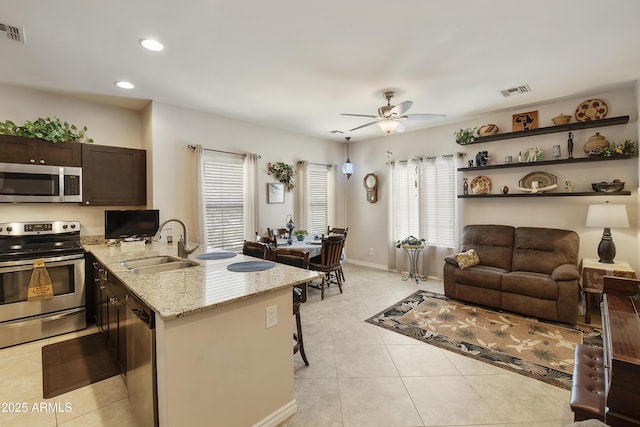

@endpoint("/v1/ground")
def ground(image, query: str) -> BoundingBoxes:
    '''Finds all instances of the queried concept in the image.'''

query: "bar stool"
[292,286,308,365]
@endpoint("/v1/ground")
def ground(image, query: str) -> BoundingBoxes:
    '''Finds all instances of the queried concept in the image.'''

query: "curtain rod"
[297,160,333,168]
[187,144,261,158]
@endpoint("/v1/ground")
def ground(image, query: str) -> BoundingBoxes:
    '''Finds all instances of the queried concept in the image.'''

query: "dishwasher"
[126,292,158,427]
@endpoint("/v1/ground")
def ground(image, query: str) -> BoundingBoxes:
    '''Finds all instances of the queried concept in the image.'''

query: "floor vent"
[500,84,531,97]
[0,23,25,43]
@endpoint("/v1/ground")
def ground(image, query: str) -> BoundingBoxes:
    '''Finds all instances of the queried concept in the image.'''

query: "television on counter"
[104,209,160,240]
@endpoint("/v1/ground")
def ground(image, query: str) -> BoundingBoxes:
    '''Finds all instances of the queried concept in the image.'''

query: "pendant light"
[341,137,354,180]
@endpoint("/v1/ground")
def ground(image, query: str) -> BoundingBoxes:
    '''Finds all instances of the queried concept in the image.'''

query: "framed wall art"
[512,110,539,131]
[267,183,285,203]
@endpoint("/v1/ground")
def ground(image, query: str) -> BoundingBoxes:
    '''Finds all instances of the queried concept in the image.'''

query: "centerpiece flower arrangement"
[267,161,295,191]
[293,230,308,241]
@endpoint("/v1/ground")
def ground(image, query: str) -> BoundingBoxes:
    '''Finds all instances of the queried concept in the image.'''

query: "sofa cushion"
[511,227,579,275]
[460,225,515,271]
[454,265,505,291]
[502,271,558,300]
[454,249,480,270]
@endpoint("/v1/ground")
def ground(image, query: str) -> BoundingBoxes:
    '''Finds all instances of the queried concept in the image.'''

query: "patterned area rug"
[365,291,602,389]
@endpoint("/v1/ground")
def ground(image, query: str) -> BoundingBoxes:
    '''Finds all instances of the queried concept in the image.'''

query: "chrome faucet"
[154,219,199,258]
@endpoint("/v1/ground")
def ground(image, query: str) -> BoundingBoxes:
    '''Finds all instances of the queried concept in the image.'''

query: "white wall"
[147,101,346,243]
[348,86,640,275]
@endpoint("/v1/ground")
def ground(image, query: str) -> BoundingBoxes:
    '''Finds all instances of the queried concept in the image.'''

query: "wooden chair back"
[327,226,349,238]
[256,232,277,248]
[273,248,310,269]
[319,234,345,269]
[242,240,269,259]
[268,228,289,241]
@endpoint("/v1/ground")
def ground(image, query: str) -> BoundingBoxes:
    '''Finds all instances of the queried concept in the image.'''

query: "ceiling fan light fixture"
[378,119,400,134]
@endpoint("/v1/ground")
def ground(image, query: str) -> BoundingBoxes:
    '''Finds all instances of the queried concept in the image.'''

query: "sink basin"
[122,256,199,274]
[122,256,181,269]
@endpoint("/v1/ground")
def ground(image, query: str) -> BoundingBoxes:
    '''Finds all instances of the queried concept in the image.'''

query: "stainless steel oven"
[0,221,86,348]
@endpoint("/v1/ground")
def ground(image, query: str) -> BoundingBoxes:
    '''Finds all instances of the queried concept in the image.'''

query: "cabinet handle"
[30,159,36,163]
[39,159,45,164]
[85,201,90,205]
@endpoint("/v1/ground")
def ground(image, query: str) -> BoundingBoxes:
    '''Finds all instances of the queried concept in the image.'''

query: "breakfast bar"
[86,241,319,427]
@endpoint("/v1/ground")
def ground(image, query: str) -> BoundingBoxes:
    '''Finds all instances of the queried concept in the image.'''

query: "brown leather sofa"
[443,224,580,324]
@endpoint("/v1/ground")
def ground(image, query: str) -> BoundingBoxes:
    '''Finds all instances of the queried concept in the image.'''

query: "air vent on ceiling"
[500,84,531,97]
[0,23,25,43]
[329,129,344,134]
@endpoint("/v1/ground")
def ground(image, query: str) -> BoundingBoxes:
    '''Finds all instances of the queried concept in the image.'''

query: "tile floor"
[0,263,581,427]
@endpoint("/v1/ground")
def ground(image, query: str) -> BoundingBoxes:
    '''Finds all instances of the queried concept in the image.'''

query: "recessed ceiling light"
[115,81,135,89]
[139,38,164,52]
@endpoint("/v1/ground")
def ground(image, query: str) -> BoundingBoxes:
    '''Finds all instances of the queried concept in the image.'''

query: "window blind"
[307,164,329,235]
[420,157,456,248]
[202,153,244,251]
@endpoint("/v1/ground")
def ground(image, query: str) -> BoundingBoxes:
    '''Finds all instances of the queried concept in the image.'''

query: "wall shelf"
[458,191,631,199]
[457,115,630,145]
[458,154,634,172]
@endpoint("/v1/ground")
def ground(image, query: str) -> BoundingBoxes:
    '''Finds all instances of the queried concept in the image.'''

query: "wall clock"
[363,173,378,203]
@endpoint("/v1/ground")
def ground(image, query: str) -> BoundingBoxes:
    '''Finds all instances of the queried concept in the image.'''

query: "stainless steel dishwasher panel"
[126,292,157,427]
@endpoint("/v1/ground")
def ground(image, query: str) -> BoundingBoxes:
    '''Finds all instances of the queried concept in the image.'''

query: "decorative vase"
[296,235,305,241]
[583,132,610,155]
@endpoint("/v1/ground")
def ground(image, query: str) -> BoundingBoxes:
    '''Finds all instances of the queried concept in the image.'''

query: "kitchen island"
[86,241,319,427]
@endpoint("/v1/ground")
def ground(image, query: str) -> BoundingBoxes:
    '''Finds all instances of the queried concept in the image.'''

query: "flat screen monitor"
[104,209,160,240]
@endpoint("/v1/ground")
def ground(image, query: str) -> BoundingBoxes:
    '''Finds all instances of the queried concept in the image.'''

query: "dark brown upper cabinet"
[0,135,82,166]
[81,144,147,206]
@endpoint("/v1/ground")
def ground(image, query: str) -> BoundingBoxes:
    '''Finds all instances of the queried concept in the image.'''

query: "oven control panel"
[0,221,80,236]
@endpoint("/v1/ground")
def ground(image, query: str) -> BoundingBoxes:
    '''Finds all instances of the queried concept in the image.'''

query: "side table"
[401,244,426,284]
[579,257,636,324]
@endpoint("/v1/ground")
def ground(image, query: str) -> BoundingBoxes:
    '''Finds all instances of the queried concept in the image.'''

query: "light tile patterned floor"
[0,263,578,426]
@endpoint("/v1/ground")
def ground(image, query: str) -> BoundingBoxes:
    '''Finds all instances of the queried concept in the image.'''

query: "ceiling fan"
[342,91,446,133]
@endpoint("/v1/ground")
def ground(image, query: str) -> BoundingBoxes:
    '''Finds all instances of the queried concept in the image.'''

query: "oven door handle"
[2,307,85,328]
[0,253,85,269]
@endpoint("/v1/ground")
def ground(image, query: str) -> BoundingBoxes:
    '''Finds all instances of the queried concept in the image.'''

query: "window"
[307,164,329,236]
[201,152,245,251]
[391,156,456,248]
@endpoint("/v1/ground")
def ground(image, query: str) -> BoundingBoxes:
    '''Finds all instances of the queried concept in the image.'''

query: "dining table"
[276,236,324,257]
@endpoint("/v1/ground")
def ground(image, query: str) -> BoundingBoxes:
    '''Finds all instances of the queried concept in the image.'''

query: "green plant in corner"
[454,128,476,145]
[0,117,94,143]
[395,235,425,248]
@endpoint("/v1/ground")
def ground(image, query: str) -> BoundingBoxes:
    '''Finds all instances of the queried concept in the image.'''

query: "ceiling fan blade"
[404,113,447,120]
[390,100,413,117]
[341,113,379,118]
[348,120,380,131]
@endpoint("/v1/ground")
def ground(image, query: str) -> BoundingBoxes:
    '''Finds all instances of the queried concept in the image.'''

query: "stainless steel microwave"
[0,162,82,203]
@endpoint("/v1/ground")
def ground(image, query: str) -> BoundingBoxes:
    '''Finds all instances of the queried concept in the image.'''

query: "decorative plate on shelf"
[518,171,558,189]
[470,176,491,194]
[575,99,608,122]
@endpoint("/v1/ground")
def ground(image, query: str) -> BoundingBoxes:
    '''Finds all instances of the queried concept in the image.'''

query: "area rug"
[42,333,121,398]
[365,291,602,389]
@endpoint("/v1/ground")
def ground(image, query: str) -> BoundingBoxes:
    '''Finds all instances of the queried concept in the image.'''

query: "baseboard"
[251,399,297,427]
[345,259,389,271]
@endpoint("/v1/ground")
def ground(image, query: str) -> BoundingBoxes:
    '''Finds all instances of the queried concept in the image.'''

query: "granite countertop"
[85,241,319,321]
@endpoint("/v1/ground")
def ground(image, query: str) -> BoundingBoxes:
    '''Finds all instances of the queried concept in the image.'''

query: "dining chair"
[326,226,349,281]
[273,247,311,365]
[327,226,349,237]
[242,240,270,259]
[269,227,289,242]
[308,234,345,300]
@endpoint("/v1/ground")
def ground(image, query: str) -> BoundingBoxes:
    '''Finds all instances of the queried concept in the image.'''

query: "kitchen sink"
[122,256,199,274]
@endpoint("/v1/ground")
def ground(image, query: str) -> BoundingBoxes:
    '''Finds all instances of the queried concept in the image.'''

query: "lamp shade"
[586,203,629,229]
[378,119,404,134]
[341,159,354,179]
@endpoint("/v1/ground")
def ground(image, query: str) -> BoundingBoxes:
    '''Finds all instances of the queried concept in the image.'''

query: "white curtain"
[327,164,336,230]
[294,160,309,231]
[243,153,259,241]
[195,144,205,244]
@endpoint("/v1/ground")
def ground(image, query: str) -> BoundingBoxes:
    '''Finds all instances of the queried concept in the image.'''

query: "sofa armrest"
[551,263,579,281]
[444,255,459,267]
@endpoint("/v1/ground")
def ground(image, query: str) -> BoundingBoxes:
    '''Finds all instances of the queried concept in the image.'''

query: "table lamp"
[585,201,629,263]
